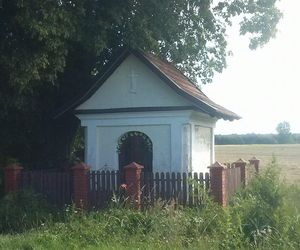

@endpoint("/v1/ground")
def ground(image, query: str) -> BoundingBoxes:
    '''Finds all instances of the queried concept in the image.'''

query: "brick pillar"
[249,157,260,174]
[71,162,90,210]
[234,158,247,186]
[124,162,144,209]
[209,162,228,206]
[4,164,23,193]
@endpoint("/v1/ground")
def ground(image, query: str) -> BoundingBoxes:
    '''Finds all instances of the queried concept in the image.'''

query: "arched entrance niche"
[117,131,153,177]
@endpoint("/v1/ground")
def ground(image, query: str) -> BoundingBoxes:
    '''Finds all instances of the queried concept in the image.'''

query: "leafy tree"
[276,121,293,144]
[0,0,282,166]
[293,134,300,144]
[276,121,291,135]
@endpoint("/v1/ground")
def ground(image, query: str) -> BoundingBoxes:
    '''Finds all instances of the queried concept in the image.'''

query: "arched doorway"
[117,131,153,178]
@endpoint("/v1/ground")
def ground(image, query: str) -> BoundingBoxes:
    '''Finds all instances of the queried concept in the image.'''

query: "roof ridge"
[55,47,240,121]
[134,50,238,118]
[141,50,200,86]
[140,51,210,98]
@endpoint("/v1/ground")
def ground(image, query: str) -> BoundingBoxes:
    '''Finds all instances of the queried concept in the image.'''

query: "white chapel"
[63,49,240,173]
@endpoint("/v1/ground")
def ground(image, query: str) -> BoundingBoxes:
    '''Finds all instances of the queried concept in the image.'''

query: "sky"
[202,0,300,135]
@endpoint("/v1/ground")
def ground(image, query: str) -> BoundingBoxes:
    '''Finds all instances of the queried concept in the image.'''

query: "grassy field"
[215,144,300,183]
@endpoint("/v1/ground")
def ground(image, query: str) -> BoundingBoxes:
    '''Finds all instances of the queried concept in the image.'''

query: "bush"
[0,190,57,233]
[0,168,4,199]
[230,158,300,249]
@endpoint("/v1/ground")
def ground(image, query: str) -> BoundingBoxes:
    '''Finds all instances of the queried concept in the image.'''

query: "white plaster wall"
[96,125,171,172]
[182,124,192,172]
[78,109,217,174]
[192,126,212,173]
[76,54,191,110]
[189,111,217,173]
[77,110,191,172]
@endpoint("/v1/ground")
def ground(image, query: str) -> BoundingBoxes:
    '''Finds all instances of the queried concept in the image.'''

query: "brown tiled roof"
[55,48,240,120]
[135,50,240,121]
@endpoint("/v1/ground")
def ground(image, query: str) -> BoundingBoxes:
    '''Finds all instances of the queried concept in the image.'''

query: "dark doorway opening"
[118,131,153,179]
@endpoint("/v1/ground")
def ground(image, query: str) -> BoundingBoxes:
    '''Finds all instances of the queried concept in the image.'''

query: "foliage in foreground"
[0,191,58,234]
[0,160,299,249]
[230,158,300,249]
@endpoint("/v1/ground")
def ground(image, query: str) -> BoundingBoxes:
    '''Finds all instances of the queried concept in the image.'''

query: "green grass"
[215,144,300,182]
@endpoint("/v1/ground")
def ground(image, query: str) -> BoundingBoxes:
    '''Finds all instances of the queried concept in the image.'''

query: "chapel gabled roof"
[55,48,240,121]
[135,50,240,121]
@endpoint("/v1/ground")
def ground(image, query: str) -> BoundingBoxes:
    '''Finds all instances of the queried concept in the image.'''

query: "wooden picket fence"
[224,161,257,199]
[141,172,210,208]
[19,169,211,209]
[224,163,242,197]
[89,170,121,209]
[20,170,73,208]
[88,170,210,209]
[12,158,258,209]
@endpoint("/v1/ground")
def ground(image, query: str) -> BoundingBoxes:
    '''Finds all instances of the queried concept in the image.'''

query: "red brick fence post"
[234,158,247,186]
[209,157,260,206]
[71,162,90,210]
[124,162,144,209]
[209,162,227,206]
[4,164,23,193]
[249,157,260,174]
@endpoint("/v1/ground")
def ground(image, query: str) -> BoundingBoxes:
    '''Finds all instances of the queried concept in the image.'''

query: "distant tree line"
[215,133,300,145]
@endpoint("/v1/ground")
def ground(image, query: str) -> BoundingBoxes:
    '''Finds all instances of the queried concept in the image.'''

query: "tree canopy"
[0,0,282,166]
[276,121,291,135]
[276,121,293,144]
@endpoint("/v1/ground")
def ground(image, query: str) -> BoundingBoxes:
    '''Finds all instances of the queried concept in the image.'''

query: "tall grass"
[0,190,59,234]
[0,159,299,249]
[0,168,4,198]
[231,157,300,249]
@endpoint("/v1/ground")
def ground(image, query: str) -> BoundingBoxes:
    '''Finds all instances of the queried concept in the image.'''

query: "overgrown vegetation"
[0,169,3,199]
[0,191,58,234]
[0,160,299,249]
[230,158,300,248]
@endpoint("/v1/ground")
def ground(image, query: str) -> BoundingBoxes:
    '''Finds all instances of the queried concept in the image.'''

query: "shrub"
[0,168,4,198]
[0,190,57,233]
[230,157,300,248]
